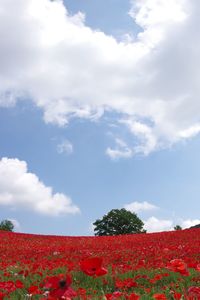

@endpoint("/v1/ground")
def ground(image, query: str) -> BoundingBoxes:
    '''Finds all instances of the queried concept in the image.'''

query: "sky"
[0,0,200,235]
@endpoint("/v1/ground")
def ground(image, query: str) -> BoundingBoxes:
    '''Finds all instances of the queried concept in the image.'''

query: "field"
[0,229,200,299]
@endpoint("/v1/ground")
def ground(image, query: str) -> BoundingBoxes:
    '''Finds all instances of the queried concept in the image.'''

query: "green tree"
[93,208,146,236]
[0,219,14,232]
[174,225,182,231]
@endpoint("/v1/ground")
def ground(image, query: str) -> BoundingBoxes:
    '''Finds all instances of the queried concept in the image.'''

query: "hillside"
[0,229,200,299]
[190,223,200,229]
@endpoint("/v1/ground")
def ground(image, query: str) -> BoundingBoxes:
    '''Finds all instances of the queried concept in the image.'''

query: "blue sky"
[64,0,140,38]
[0,0,200,235]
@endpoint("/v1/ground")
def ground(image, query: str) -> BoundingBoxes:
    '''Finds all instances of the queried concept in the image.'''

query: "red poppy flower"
[170,292,182,300]
[28,285,40,295]
[80,257,108,276]
[43,274,71,290]
[15,280,24,289]
[153,293,167,300]
[0,281,15,293]
[168,259,189,276]
[106,291,123,299]
[128,292,140,300]
[43,273,76,299]
[50,286,76,299]
[196,263,200,271]
[188,286,200,297]
[0,292,5,300]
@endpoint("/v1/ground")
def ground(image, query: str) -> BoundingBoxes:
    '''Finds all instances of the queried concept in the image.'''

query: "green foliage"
[0,219,14,232]
[93,208,146,236]
[174,225,182,231]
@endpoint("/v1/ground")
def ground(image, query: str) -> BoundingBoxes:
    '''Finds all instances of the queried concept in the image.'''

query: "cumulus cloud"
[0,157,80,216]
[143,216,200,232]
[124,201,158,213]
[57,139,73,155]
[144,216,173,232]
[106,138,132,159]
[1,0,200,155]
[181,219,200,229]
[120,120,158,155]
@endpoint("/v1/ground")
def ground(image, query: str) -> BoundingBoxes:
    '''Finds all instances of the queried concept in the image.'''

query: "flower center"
[59,279,66,288]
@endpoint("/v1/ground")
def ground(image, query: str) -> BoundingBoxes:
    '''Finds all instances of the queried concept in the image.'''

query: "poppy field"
[0,229,200,299]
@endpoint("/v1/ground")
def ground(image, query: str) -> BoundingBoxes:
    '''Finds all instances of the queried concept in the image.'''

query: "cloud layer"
[143,216,200,232]
[181,219,200,229]
[1,0,200,155]
[144,216,173,232]
[124,201,158,213]
[0,157,80,216]
[57,139,73,155]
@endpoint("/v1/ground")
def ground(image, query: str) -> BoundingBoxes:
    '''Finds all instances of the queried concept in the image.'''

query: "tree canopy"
[174,225,182,231]
[93,208,146,236]
[0,219,14,232]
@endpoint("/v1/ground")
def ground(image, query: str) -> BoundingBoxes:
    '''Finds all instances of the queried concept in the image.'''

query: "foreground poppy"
[43,274,76,299]
[188,286,200,297]
[168,259,189,276]
[80,257,108,276]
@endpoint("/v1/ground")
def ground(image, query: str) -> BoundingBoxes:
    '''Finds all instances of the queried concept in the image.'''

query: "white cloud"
[178,125,200,139]
[129,0,187,33]
[143,216,200,232]
[120,120,158,155]
[144,216,173,232]
[181,219,200,229]
[0,157,80,216]
[57,139,73,155]
[1,0,200,155]
[106,138,132,159]
[124,201,158,213]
